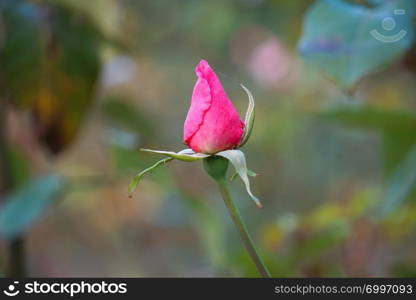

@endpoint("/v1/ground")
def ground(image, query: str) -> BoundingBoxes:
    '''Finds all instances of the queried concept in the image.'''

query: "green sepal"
[128,157,172,196]
[230,169,258,181]
[216,149,262,208]
[238,84,255,148]
[140,148,209,162]
[203,156,229,182]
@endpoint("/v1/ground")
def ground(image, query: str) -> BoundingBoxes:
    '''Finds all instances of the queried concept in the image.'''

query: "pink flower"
[183,60,244,154]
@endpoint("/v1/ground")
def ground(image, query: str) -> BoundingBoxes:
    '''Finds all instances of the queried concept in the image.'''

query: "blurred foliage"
[0,175,64,240]
[1,0,416,277]
[299,0,415,89]
[102,96,155,142]
[379,144,416,216]
[321,107,416,173]
[0,1,42,106]
[6,147,31,190]
[39,0,122,41]
[0,0,102,153]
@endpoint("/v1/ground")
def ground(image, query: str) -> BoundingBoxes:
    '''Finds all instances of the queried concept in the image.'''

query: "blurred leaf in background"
[102,98,153,136]
[0,0,118,276]
[0,0,42,106]
[379,144,416,216]
[40,0,122,41]
[320,107,416,215]
[6,146,31,190]
[298,0,415,89]
[0,175,65,240]
[34,7,101,153]
[0,0,108,154]
[320,107,416,173]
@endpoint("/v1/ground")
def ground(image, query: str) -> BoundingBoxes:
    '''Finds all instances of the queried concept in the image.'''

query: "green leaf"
[298,0,415,89]
[140,148,210,162]
[215,150,262,208]
[127,157,173,196]
[0,175,64,240]
[379,144,416,216]
[238,84,255,148]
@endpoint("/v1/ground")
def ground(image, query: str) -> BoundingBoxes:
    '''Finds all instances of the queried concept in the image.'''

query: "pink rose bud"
[183,60,245,154]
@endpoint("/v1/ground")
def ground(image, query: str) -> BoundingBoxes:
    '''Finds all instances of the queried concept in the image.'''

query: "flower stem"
[217,180,271,278]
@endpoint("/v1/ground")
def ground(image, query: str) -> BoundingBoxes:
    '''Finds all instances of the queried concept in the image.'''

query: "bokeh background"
[1,0,416,277]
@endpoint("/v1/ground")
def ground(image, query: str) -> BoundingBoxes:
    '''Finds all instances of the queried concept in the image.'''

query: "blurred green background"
[1,0,416,277]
